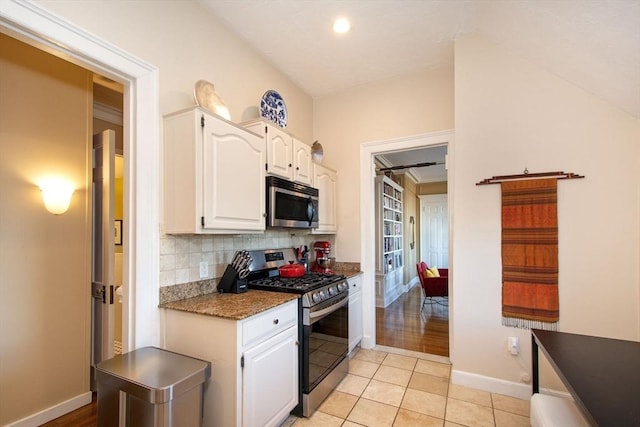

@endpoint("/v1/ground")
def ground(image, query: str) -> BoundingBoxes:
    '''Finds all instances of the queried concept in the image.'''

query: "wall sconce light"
[39,178,75,215]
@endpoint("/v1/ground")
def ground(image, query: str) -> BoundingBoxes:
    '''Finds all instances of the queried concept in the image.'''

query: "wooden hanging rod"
[476,170,585,186]
[378,161,444,173]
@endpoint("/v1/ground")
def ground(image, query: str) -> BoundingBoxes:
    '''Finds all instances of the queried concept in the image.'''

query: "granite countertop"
[329,261,362,279]
[159,290,299,321]
[334,269,363,279]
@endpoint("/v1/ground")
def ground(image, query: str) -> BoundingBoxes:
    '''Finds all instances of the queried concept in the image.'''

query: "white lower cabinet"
[348,274,363,353]
[162,299,298,427]
[243,325,298,427]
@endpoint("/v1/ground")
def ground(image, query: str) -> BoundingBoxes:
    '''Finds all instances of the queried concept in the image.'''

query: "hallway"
[376,285,449,357]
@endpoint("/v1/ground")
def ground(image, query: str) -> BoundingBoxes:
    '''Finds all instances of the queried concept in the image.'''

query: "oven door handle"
[308,293,349,322]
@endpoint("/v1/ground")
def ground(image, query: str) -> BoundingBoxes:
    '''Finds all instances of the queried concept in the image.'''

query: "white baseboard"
[404,277,419,292]
[6,392,92,427]
[451,369,534,400]
[451,369,574,401]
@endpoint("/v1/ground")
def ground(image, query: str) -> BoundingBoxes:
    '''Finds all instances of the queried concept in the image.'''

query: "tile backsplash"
[159,230,335,287]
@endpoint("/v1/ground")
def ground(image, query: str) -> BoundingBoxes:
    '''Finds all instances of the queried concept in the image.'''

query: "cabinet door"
[292,138,312,185]
[348,275,363,353]
[312,164,337,234]
[202,115,266,231]
[266,125,293,180]
[242,325,298,427]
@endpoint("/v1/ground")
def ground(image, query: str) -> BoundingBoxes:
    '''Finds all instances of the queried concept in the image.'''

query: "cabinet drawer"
[349,275,363,295]
[242,300,298,348]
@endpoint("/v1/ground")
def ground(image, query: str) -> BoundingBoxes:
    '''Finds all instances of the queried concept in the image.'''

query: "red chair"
[416,262,448,310]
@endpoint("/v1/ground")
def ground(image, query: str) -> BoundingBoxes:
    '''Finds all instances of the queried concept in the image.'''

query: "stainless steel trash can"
[96,346,211,427]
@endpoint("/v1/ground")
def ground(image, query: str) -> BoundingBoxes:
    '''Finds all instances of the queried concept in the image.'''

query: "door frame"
[359,130,454,359]
[1,0,160,352]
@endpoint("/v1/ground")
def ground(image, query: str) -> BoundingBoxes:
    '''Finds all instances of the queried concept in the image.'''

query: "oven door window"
[302,302,348,393]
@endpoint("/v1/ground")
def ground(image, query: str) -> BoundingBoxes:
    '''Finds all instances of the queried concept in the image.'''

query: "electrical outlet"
[199,261,209,278]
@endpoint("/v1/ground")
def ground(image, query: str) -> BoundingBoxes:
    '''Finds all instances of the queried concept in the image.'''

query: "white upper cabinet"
[292,138,313,185]
[312,163,337,234]
[243,119,313,186]
[262,123,292,178]
[163,107,266,234]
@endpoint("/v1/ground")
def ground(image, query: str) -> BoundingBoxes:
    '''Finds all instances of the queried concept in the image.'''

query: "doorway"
[359,130,454,360]
[372,148,450,357]
[1,3,159,423]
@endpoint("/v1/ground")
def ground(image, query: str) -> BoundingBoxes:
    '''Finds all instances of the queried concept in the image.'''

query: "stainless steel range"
[245,248,349,418]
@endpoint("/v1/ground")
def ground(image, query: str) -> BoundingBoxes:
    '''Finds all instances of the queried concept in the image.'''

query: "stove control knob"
[338,282,347,292]
[328,286,336,296]
[311,292,320,303]
[319,290,326,300]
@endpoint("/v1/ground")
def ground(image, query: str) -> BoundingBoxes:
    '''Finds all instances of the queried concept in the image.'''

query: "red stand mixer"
[312,241,335,274]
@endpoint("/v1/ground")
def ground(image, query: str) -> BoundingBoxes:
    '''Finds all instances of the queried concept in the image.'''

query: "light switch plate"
[508,336,519,355]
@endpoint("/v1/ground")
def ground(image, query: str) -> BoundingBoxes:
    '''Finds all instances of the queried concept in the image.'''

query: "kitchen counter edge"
[159,289,299,321]
[335,270,363,279]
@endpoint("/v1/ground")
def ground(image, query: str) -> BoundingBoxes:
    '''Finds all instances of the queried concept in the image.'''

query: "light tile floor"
[287,347,530,427]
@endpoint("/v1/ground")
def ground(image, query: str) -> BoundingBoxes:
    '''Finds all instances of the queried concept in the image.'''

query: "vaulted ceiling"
[201,0,640,118]
[200,0,639,183]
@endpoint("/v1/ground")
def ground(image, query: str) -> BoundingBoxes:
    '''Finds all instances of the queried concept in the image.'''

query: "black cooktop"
[248,272,345,294]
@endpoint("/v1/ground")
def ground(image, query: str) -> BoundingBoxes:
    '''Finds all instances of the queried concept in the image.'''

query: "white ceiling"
[376,145,448,184]
[201,0,640,117]
[199,0,639,183]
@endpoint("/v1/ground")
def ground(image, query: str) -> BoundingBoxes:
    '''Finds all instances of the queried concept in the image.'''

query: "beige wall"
[452,36,640,390]
[38,0,314,141]
[0,34,92,425]
[417,181,447,195]
[35,0,319,289]
[314,66,455,261]
[395,174,419,285]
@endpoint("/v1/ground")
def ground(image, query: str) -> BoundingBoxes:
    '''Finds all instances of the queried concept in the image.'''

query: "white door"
[420,194,448,268]
[91,130,116,383]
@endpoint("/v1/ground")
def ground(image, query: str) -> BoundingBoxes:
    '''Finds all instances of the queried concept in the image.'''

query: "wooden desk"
[531,329,640,426]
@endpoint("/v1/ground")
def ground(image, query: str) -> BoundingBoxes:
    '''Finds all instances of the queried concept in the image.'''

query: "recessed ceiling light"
[333,17,351,34]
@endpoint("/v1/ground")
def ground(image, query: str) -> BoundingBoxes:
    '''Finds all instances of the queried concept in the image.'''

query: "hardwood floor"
[376,284,449,357]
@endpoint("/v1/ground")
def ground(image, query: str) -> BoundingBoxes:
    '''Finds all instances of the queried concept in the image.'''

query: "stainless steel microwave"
[266,176,319,229]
